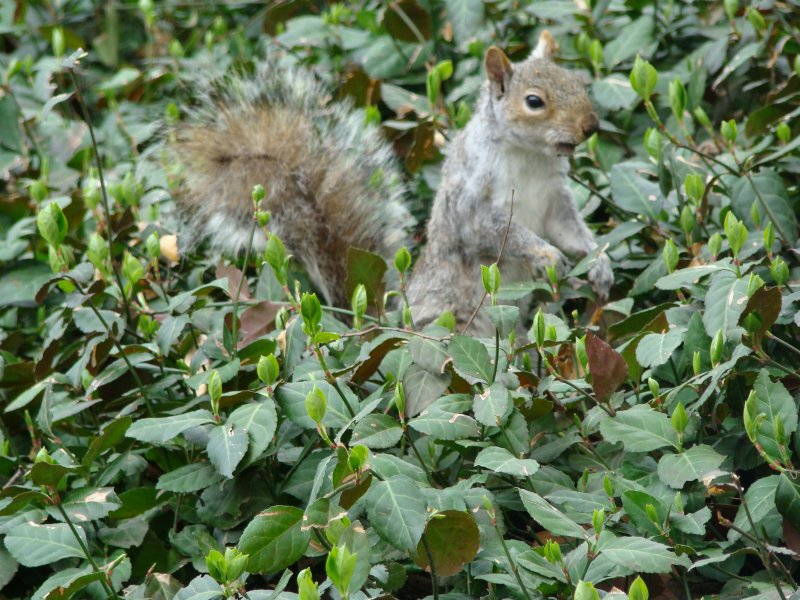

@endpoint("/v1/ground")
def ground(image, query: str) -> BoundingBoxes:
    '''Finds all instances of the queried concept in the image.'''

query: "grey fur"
[164,61,413,305]
[407,40,613,336]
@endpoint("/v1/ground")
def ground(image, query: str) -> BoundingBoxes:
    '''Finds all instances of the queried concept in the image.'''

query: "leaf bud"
[710,329,724,365]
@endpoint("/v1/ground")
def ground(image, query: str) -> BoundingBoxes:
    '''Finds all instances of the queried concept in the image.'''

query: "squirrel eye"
[525,94,545,109]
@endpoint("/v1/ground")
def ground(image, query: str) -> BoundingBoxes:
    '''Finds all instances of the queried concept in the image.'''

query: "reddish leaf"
[412,510,479,576]
[741,285,781,347]
[216,262,251,301]
[238,301,280,348]
[586,332,628,403]
[382,0,432,42]
[352,337,405,384]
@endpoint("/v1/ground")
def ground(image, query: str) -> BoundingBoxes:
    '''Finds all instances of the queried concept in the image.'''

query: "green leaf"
[655,263,735,290]
[408,336,449,374]
[621,491,665,536]
[157,463,221,493]
[449,336,493,384]
[173,575,224,600]
[0,263,53,308]
[746,369,798,464]
[445,0,484,45]
[346,247,387,307]
[732,171,797,245]
[157,314,189,355]
[484,304,520,337]
[48,487,121,523]
[402,364,450,417]
[239,506,310,573]
[635,328,685,368]
[702,271,750,341]
[97,515,149,549]
[596,531,690,572]
[609,163,663,220]
[519,489,587,539]
[473,382,509,426]
[574,580,601,600]
[475,446,539,477]
[41,571,106,600]
[0,545,18,590]
[126,410,215,444]
[670,507,712,535]
[776,472,800,530]
[37,202,68,247]
[365,475,427,552]
[206,425,249,478]
[351,414,403,449]
[5,522,86,567]
[276,380,357,428]
[599,405,680,452]
[409,395,480,440]
[227,399,277,463]
[591,75,638,111]
[412,511,479,577]
[82,417,132,468]
[605,16,654,66]
[29,462,72,488]
[657,445,726,489]
[730,475,781,542]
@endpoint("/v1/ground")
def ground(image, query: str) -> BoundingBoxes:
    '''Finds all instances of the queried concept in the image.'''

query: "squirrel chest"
[492,148,570,239]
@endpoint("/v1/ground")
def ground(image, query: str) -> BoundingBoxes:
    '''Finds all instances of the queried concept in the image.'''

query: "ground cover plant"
[1,0,800,598]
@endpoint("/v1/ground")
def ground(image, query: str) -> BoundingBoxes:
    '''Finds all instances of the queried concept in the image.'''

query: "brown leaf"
[352,337,405,384]
[586,332,628,403]
[741,285,781,347]
[216,262,251,301]
[382,0,432,42]
[784,519,800,555]
[238,301,280,349]
[404,120,437,173]
[412,511,479,577]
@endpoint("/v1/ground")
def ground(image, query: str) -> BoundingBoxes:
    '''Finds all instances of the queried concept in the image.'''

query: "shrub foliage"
[1,1,800,599]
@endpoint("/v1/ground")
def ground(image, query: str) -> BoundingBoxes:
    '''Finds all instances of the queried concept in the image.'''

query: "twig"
[56,503,120,599]
[462,192,514,335]
[68,70,133,324]
[420,533,439,600]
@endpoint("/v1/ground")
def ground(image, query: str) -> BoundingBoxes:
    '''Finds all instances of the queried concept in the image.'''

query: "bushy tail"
[164,61,413,305]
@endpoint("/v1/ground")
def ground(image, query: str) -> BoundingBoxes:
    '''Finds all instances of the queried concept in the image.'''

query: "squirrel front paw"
[587,252,613,302]
[530,244,570,278]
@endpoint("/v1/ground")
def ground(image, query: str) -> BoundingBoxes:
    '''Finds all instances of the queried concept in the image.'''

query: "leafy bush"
[1,1,799,599]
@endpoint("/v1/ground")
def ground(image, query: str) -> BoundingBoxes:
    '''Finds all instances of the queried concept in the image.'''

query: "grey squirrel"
[166,31,612,332]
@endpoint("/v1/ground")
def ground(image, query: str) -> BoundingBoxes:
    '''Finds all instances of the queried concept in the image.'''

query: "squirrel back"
[166,62,413,305]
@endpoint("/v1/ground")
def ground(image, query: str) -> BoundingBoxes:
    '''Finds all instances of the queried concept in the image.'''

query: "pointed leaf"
[207,425,249,478]
[239,506,310,574]
[365,475,427,552]
[586,333,628,402]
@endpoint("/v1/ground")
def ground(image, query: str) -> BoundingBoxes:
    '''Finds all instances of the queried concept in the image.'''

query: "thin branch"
[462,191,514,335]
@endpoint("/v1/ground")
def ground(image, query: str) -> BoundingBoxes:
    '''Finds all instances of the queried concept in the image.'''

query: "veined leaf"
[365,475,427,553]
[657,445,726,489]
[239,506,310,573]
[599,405,680,452]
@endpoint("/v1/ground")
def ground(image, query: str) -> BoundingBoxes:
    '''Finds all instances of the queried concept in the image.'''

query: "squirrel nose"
[582,114,600,139]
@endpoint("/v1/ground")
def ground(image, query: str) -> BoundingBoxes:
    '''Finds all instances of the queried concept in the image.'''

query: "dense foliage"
[2,1,800,598]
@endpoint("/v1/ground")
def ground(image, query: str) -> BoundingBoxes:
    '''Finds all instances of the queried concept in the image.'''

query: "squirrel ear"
[531,29,556,60]
[485,46,513,96]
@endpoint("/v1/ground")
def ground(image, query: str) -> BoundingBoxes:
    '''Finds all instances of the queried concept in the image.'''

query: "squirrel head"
[484,31,599,157]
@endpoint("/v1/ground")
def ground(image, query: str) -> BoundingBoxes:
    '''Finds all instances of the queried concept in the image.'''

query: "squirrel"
[164,62,413,307]
[165,31,612,333]
[407,31,613,335]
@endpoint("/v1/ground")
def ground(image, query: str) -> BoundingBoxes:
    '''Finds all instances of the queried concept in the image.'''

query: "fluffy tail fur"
[165,62,413,305]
